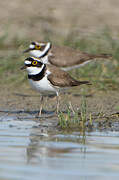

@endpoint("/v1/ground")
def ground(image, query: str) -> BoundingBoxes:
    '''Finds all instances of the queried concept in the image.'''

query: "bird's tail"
[78,81,92,86]
[89,53,112,59]
[71,79,92,86]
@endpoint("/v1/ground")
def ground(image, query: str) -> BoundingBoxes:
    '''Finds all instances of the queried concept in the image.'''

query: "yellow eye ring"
[32,61,38,65]
[35,45,41,50]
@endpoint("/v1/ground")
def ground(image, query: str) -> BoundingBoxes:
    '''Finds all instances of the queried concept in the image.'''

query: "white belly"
[29,76,57,95]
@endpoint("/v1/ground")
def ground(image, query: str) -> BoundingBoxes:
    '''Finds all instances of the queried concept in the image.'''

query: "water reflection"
[26,131,86,164]
[0,115,119,180]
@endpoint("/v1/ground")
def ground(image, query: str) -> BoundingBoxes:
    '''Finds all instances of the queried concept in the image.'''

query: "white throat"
[30,50,43,58]
[26,64,45,75]
[29,42,51,59]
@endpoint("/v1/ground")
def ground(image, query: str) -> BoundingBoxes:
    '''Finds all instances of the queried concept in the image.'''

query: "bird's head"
[21,57,45,75]
[23,41,52,58]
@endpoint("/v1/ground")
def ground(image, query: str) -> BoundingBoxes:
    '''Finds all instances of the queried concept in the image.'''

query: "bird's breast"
[28,76,56,94]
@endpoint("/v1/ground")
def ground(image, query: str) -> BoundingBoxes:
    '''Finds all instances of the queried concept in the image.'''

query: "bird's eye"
[35,45,41,50]
[32,61,38,65]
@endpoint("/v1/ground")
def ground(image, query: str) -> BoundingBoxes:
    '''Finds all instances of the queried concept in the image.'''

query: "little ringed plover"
[24,41,112,71]
[21,57,91,115]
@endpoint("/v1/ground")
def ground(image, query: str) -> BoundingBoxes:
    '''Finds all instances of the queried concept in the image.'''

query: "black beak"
[23,48,31,53]
[20,65,26,70]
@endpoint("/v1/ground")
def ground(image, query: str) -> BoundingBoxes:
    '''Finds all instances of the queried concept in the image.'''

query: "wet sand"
[0,85,119,130]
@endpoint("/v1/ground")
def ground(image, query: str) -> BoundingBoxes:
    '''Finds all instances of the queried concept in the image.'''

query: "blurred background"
[0,0,119,90]
[1,2,119,179]
[1,0,119,43]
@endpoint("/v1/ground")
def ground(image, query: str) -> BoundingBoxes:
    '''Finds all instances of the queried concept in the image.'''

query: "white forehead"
[25,60,31,65]
[29,44,35,49]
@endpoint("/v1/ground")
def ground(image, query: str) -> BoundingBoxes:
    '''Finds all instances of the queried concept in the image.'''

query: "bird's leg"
[69,101,75,114]
[38,95,44,116]
[56,92,60,114]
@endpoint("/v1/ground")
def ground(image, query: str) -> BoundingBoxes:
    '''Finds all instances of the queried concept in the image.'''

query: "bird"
[23,41,112,71]
[21,56,91,115]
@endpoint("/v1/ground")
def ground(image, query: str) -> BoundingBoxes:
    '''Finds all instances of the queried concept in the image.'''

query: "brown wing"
[47,65,90,87]
[48,45,112,67]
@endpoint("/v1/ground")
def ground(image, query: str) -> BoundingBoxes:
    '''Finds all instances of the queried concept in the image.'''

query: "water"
[0,114,119,180]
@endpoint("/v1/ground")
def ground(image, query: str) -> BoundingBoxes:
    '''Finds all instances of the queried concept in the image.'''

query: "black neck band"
[28,65,46,81]
[39,43,52,58]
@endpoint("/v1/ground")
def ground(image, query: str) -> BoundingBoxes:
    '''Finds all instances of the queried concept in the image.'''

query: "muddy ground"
[0,0,119,131]
[0,84,119,130]
[0,84,118,114]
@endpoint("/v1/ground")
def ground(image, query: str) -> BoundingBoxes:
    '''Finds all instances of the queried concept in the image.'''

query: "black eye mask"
[31,42,36,45]
[24,57,43,67]
[31,61,43,67]
[25,57,34,62]
[36,61,43,67]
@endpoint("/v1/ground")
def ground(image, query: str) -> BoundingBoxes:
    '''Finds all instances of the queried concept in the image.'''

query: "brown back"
[48,45,112,67]
[47,64,90,87]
